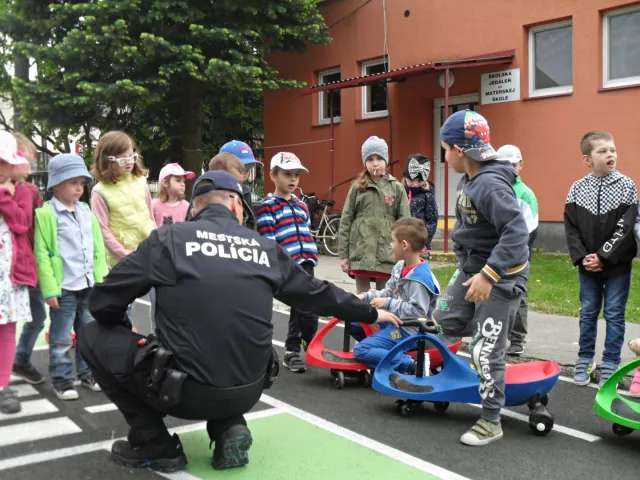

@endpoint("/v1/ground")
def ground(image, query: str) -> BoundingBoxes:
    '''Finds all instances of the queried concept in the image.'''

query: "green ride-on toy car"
[594,357,640,437]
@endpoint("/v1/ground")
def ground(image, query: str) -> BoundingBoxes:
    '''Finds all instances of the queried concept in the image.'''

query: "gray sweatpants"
[434,269,526,423]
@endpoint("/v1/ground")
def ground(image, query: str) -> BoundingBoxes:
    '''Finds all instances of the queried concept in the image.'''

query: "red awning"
[301,49,515,96]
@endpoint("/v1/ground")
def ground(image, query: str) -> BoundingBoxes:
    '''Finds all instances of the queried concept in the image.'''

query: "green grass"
[431,254,640,322]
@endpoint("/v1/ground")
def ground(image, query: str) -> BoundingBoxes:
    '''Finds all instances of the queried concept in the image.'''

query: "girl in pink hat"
[0,131,38,414]
[151,163,195,226]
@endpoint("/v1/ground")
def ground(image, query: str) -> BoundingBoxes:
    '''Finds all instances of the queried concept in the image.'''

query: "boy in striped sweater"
[256,152,319,373]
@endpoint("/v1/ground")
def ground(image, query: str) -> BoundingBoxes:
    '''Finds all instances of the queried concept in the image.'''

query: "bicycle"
[296,188,341,257]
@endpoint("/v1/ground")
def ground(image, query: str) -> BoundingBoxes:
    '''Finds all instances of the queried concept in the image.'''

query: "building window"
[318,68,341,124]
[603,6,640,89]
[528,21,573,97]
[361,58,388,118]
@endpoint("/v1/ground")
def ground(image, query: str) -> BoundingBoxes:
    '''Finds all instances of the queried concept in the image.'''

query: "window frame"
[318,67,342,125]
[603,5,640,89]
[361,58,389,119]
[528,20,574,97]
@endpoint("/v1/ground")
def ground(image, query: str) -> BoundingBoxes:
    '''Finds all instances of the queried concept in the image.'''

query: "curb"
[458,342,634,389]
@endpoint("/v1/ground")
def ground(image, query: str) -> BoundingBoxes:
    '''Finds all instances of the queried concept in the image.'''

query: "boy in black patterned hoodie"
[403,154,438,255]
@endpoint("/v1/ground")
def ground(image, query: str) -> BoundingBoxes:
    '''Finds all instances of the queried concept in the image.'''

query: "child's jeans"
[434,269,525,424]
[578,271,631,365]
[354,324,414,371]
[148,288,156,332]
[286,262,319,353]
[15,284,47,365]
[49,288,93,389]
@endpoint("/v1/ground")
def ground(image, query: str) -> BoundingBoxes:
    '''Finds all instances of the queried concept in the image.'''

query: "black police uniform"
[79,194,379,470]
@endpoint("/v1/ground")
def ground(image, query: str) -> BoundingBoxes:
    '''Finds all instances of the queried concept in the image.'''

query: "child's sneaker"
[283,352,307,373]
[629,369,640,397]
[507,343,525,356]
[460,419,503,446]
[54,386,79,401]
[629,338,640,356]
[574,358,595,386]
[0,387,21,414]
[598,362,619,388]
[80,375,102,392]
[12,362,44,385]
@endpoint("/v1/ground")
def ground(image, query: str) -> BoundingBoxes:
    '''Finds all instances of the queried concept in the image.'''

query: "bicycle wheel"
[322,216,341,257]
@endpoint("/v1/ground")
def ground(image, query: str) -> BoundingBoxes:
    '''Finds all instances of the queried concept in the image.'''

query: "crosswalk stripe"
[0,417,82,448]
[85,403,117,413]
[0,399,58,421]
[12,384,39,398]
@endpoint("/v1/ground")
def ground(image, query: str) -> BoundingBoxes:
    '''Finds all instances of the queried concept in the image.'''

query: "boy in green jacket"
[34,154,108,401]
[496,145,539,355]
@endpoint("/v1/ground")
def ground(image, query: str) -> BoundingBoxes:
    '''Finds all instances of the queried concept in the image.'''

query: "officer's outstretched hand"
[375,310,402,327]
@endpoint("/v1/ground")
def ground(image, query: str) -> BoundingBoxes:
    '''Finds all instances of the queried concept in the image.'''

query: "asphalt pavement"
[2,300,640,480]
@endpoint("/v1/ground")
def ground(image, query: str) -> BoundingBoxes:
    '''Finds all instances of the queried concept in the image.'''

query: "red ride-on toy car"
[305,318,463,389]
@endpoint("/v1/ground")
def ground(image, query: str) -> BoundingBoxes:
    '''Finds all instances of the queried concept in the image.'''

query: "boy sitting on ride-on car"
[353,218,440,373]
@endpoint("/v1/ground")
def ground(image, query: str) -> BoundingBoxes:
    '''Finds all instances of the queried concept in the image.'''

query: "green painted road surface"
[181,412,441,480]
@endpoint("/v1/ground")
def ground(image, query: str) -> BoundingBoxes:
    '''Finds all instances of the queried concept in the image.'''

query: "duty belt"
[134,335,187,408]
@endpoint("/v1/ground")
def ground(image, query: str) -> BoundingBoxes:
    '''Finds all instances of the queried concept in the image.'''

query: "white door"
[433,94,480,217]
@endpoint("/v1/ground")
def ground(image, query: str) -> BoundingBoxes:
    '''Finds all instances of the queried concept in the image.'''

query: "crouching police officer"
[79,170,401,473]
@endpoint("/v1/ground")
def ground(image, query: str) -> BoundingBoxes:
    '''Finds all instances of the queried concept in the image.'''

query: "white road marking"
[11,384,39,398]
[260,394,471,480]
[85,403,118,414]
[0,408,283,472]
[0,399,58,421]
[0,417,82,448]
[466,404,601,442]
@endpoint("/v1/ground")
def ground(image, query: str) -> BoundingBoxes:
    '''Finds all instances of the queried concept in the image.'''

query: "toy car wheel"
[433,401,449,414]
[528,415,553,436]
[334,371,345,390]
[540,395,549,406]
[395,400,405,412]
[361,371,372,388]
[399,404,412,418]
[612,423,634,437]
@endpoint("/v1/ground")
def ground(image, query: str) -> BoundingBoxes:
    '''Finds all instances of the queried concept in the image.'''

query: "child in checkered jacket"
[564,131,638,388]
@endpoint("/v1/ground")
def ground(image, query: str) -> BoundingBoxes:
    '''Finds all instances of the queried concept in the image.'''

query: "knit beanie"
[361,136,389,165]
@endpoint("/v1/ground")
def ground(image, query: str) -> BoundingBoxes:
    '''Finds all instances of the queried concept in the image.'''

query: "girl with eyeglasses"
[90,131,156,269]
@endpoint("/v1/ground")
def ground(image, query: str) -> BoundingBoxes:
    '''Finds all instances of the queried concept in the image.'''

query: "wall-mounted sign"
[481,68,520,105]
[439,70,455,88]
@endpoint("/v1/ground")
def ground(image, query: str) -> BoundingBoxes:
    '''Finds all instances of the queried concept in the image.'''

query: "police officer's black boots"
[110,432,187,472]
[208,421,253,470]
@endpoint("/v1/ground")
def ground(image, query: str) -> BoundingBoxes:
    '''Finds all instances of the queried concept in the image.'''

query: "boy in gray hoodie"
[354,218,440,373]
[435,110,529,447]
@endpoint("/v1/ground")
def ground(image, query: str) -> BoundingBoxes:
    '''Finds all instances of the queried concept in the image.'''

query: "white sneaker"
[55,387,79,401]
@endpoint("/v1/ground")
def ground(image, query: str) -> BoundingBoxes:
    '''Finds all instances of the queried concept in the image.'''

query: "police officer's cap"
[192,170,244,199]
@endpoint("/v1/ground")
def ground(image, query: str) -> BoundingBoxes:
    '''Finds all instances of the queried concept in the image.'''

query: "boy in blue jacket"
[354,218,440,373]
[434,110,530,447]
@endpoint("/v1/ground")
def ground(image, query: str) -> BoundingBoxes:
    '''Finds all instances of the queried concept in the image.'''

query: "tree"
[0,1,329,184]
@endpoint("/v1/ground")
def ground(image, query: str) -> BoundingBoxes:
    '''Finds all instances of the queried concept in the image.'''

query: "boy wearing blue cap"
[219,141,263,230]
[434,110,529,446]
[34,153,108,400]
